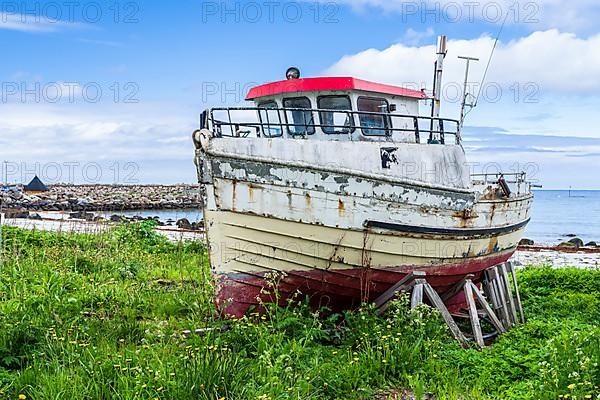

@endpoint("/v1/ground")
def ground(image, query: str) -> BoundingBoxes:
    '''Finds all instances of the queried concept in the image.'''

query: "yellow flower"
[584,395,592,399]
[19,395,27,400]
[568,384,577,390]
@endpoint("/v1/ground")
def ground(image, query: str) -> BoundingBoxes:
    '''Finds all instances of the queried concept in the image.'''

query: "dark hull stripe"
[365,218,530,237]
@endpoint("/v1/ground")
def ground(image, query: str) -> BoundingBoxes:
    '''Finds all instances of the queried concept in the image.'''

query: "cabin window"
[357,96,390,136]
[283,97,315,135]
[317,95,354,134]
[258,101,283,137]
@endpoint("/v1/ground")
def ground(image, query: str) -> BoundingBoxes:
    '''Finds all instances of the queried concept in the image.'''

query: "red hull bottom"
[215,251,514,318]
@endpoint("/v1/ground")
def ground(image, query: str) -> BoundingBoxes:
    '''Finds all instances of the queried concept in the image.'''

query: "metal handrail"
[202,107,461,145]
[471,172,529,184]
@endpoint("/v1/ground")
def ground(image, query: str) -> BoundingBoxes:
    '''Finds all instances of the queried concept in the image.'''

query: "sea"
[103,190,600,246]
[524,190,600,245]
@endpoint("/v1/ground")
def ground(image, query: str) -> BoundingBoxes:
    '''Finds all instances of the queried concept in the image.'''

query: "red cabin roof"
[245,77,428,100]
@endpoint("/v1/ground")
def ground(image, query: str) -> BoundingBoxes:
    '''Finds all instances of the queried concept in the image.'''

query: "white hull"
[194,136,533,316]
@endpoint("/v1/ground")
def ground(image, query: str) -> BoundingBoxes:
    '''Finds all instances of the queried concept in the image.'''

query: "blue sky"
[2,0,600,189]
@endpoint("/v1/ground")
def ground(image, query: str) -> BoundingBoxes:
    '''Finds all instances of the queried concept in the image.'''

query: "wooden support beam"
[483,269,501,317]
[488,266,510,329]
[506,261,525,324]
[375,263,524,349]
[464,279,484,348]
[469,281,506,334]
[422,282,470,348]
[374,271,425,308]
[441,273,474,302]
[411,280,425,309]
[499,263,518,326]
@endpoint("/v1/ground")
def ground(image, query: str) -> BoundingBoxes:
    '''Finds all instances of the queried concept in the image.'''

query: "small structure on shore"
[24,176,49,193]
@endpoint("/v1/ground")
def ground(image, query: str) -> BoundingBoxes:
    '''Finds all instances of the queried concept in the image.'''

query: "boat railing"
[471,172,528,184]
[471,172,536,195]
[201,107,461,145]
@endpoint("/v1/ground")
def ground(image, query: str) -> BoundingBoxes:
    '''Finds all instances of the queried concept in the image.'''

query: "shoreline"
[1,184,202,211]
[2,212,598,268]
[1,213,205,243]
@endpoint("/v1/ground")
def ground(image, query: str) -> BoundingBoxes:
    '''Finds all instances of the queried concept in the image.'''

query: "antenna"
[473,13,508,108]
[429,35,448,143]
[457,55,479,137]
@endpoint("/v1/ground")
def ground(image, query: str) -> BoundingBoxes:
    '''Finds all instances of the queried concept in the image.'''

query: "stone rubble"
[1,184,202,212]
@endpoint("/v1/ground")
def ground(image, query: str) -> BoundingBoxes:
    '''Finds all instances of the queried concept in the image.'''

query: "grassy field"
[0,222,598,399]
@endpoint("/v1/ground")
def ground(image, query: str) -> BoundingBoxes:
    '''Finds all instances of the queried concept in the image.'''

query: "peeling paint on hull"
[205,210,525,317]
[216,250,515,317]
[194,136,533,316]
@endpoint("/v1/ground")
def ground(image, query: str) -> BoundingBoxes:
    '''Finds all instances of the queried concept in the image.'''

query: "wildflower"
[584,395,592,399]
[19,395,27,400]
[568,384,577,390]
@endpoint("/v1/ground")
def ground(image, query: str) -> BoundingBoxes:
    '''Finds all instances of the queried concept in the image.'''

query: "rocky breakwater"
[1,184,202,212]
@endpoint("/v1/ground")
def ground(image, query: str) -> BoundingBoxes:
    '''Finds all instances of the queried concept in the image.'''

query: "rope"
[474,12,509,107]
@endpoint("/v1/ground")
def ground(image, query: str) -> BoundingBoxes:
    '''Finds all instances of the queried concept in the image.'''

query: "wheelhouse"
[202,75,461,144]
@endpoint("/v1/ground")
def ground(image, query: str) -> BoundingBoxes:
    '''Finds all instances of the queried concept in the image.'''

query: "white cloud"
[77,38,124,47]
[0,102,196,168]
[325,30,600,95]
[400,28,435,45]
[324,0,600,33]
[1,12,56,32]
[0,12,86,33]
[324,29,600,188]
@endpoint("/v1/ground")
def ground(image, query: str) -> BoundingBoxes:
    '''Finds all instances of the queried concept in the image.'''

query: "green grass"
[0,223,599,399]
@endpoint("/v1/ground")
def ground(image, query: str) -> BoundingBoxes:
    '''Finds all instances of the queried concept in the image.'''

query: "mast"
[457,55,479,141]
[430,35,447,143]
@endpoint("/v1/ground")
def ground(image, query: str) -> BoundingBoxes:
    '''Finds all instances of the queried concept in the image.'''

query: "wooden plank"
[441,273,474,302]
[464,279,484,348]
[500,263,518,326]
[483,269,500,314]
[489,266,510,329]
[422,282,469,348]
[374,271,425,308]
[377,281,416,314]
[411,281,424,309]
[470,281,506,334]
[506,261,525,323]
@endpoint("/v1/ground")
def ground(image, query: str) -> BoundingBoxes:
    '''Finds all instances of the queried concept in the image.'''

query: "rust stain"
[338,198,345,217]
[232,179,237,211]
[305,192,311,208]
[489,203,497,223]
[287,190,293,209]
[487,236,498,254]
[453,208,476,228]
[481,185,499,200]
[248,185,254,203]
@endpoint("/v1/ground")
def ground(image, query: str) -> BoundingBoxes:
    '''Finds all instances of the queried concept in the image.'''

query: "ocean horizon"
[524,190,600,245]
[95,189,599,246]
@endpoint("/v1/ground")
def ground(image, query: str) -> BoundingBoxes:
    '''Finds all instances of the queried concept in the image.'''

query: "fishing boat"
[192,36,533,317]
